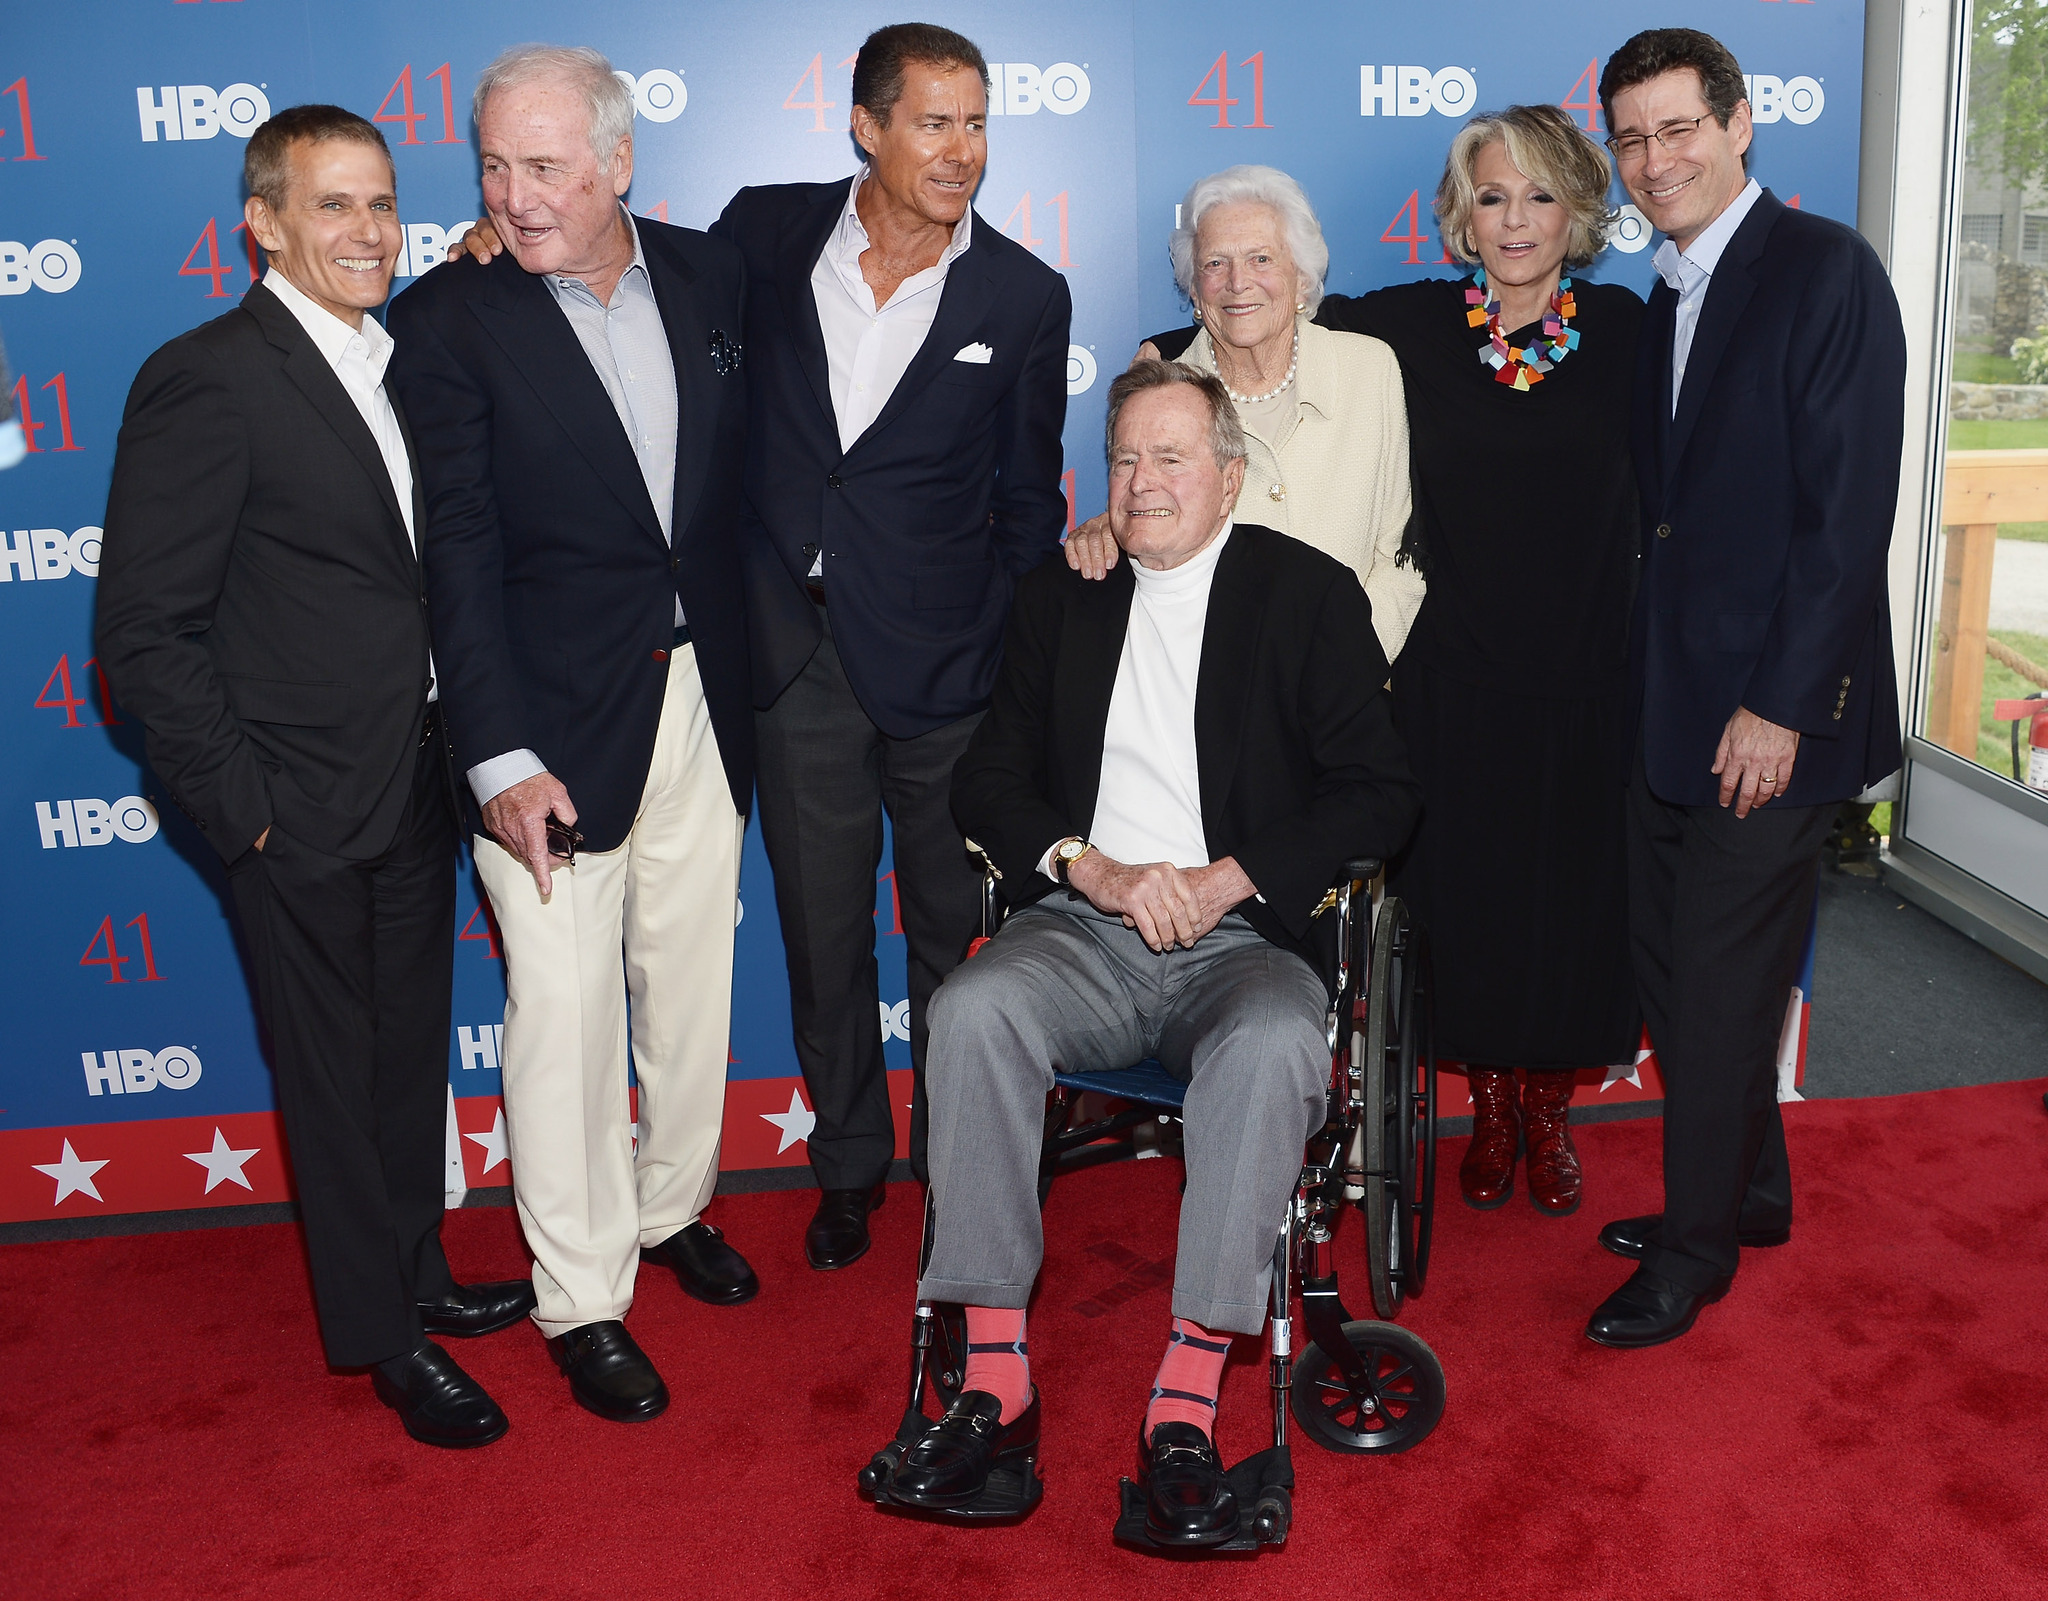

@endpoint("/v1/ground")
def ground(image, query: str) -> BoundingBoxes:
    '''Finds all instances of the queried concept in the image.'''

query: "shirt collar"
[834,166,974,267]
[1653,176,1763,293]
[264,267,392,379]
[547,206,650,304]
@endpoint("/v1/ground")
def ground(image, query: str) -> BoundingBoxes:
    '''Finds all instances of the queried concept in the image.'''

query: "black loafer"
[891,1389,1040,1509]
[805,1183,886,1271]
[1598,1212,1791,1261]
[1584,1265,1733,1349]
[645,1221,759,1306]
[418,1279,537,1337]
[371,1341,508,1448]
[1140,1422,1239,1546]
[547,1320,669,1422]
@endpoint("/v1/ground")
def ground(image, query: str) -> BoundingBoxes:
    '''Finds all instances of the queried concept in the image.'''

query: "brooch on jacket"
[708,329,743,376]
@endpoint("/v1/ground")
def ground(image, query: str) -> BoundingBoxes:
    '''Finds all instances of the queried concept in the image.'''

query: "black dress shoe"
[1598,1212,1791,1261]
[1140,1422,1239,1546]
[371,1341,509,1448]
[1585,1264,1733,1349]
[547,1320,669,1422]
[645,1221,759,1306]
[891,1389,1040,1509]
[805,1183,886,1271]
[418,1279,537,1337]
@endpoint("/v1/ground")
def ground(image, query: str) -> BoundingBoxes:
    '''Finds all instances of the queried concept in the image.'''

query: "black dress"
[1150,278,1642,1068]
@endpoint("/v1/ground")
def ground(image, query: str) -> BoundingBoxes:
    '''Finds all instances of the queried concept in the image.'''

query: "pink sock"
[1144,1317,1232,1439]
[961,1307,1031,1423]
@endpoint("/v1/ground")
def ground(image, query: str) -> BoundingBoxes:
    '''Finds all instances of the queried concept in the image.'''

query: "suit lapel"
[1642,279,1677,494]
[848,231,998,456]
[640,225,714,543]
[385,384,428,565]
[466,252,667,551]
[778,184,846,439]
[1053,563,1134,829]
[1667,190,1782,477]
[1194,528,1271,836]
[245,283,412,546]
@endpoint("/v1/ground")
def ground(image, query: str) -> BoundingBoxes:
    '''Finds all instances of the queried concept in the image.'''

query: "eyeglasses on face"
[1605,116,1710,164]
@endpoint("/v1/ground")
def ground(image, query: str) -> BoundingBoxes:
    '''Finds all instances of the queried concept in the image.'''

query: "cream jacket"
[1183,317,1424,661]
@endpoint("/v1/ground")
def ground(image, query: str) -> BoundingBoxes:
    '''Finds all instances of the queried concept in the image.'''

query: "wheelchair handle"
[1339,858,1382,882]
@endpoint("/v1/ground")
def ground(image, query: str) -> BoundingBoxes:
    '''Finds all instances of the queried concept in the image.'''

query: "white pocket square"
[953,342,994,364]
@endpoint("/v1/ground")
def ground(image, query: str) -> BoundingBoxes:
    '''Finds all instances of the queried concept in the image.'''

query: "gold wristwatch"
[1052,836,1093,883]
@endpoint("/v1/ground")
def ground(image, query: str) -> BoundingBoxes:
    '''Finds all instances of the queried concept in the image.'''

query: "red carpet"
[4,1081,2046,1600]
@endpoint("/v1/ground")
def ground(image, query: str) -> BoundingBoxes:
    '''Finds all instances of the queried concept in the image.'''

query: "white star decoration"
[463,1108,509,1174]
[760,1088,816,1155]
[183,1128,260,1194]
[32,1139,109,1205]
[1601,1046,1653,1093]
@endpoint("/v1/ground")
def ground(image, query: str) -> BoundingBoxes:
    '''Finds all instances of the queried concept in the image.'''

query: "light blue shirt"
[1651,177,1763,417]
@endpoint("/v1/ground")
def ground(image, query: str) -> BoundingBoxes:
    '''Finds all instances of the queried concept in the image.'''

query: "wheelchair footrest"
[857,1408,1044,1525]
[1112,1446,1294,1553]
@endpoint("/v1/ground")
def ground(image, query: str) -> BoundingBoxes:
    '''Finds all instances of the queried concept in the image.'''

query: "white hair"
[1169,165,1329,315]
[473,44,635,172]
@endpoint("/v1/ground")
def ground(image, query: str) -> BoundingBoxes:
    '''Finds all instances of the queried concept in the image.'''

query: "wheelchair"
[859,855,1444,1552]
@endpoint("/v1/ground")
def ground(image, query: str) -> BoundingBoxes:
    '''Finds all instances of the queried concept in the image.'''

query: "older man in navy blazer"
[711,23,1072,1269]
[1586,30,1907,1348]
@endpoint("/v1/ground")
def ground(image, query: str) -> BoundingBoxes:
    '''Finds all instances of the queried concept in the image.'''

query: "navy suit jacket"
[386,221,753,851]
[1629,189,1907,808]
[710,180,1072,738]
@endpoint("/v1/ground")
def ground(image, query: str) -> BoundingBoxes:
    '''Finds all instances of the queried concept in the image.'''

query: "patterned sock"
[961,1306,1031,1424]
[1144,1317,1233,1440]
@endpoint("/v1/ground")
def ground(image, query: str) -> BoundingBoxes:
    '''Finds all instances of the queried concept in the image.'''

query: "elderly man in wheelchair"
[860,360,1424,1547]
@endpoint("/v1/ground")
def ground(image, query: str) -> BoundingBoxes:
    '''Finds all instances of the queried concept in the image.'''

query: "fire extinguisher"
[1994,692,2048,792]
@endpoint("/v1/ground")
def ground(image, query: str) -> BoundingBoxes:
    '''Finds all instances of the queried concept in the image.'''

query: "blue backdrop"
[0,0,1866,1219]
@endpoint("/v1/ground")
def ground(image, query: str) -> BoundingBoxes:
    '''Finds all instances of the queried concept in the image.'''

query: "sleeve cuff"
[1037,843,1061,882]
[467,749,546,807]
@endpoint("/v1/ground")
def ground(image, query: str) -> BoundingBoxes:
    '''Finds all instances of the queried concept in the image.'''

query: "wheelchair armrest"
[1338,858,1382,884]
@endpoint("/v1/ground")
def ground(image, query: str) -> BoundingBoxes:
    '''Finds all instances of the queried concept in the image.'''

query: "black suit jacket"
[1630,189,1907,808]
[952,524,1421,965]
[387,220,753,850]
[710,181,1072,738]
[97,282,437,864]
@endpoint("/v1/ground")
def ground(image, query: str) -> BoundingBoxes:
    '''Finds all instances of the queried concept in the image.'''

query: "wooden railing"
[1929,448,2048,755]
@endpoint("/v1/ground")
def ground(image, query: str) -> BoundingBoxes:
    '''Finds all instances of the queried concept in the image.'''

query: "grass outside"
[1954,352,2025,384]
[1947,417,2048,450]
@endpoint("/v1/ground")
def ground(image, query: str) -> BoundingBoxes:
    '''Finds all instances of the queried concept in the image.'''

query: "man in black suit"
[1587,30,1908,1347]
[885,361,1418,1540]
[97,105,532,1447]
[710,24,1072,1269]
[388,46,756,1424]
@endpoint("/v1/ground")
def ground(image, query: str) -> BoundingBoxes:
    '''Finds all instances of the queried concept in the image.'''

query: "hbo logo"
[0,240,81,295]
[84,1047,203,1097]
[615,68,686,122]
[1361,66,1478,118]
[36,797,161,850]
[1743,75,1825,126]
[986,63,1091,116]
[137,84,271,142]
[2,527,101,581]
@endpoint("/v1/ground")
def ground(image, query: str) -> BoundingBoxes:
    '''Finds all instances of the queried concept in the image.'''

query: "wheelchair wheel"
[1395,928,1438,1299]
[1288,1320,1445,1455]
[1358,899,1409,1318]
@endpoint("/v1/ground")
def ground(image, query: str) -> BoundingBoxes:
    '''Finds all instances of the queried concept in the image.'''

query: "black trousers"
[754,612,984,1190]
[1626,742,1831,1291]
[225,719,457,1367]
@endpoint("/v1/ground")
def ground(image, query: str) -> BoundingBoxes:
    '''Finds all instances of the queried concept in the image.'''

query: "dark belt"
[673,622,693,648]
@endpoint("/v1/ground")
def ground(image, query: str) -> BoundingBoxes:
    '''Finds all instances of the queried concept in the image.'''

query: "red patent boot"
[1459,1069,1520,1209]
[1522,1070,1583,1217]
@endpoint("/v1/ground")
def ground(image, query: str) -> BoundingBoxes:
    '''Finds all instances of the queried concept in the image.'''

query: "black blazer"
[1630,189,1907,808]
[387,220,753,850]
[710,180,1072,738]
[97,282,438,864]
[952,524,1421,964]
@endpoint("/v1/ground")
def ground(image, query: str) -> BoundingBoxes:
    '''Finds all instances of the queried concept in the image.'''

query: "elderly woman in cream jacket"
[1067,165,1424,661]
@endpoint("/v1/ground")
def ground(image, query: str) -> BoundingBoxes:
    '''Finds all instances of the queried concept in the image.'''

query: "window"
[1961,213,2006,250]
[2024,215,2048,266]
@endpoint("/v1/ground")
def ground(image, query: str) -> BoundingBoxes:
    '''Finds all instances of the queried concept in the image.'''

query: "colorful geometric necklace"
[1465,268,1579,391]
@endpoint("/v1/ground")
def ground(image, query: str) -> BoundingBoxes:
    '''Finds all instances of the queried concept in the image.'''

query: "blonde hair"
[1434,104,1615,271]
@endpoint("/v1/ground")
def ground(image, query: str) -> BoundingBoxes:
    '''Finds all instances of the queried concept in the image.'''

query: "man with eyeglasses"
[1586,29,1906,1348]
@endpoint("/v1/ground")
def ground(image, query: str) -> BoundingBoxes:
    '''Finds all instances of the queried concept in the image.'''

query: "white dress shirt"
[1651,177,1763,416]
[1051,524,1233,879]
[263,268,434,702]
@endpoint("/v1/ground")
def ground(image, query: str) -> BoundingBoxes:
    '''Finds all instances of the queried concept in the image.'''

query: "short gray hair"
[474,44,635,172]
[1169,165,1329,315]
[1104,360,1247,472]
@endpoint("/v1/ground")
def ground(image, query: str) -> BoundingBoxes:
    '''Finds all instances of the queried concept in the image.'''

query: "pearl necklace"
[1205,327,1299,405]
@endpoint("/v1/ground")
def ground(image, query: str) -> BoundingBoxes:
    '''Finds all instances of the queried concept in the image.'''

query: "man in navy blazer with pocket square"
[710,23,1072,1270]
[1585,30,1907,1350]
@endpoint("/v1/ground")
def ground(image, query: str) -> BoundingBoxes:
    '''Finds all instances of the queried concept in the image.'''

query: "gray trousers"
[918,898,1328,1335]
